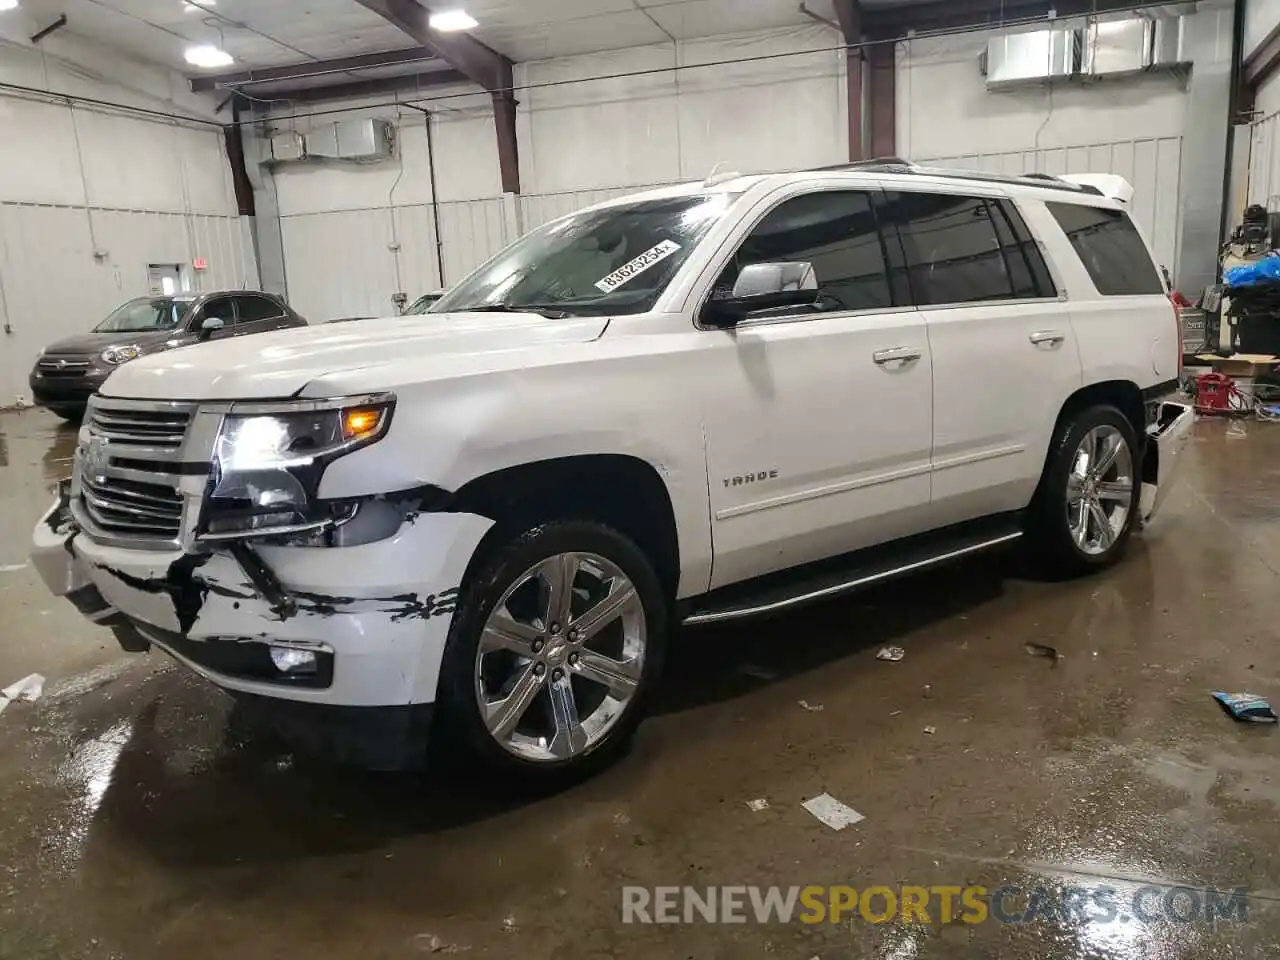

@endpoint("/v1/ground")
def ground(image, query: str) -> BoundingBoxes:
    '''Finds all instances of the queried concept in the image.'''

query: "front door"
[699,186,935,589]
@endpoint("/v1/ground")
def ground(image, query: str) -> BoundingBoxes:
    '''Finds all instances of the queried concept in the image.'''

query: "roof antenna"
[703,161,741,187]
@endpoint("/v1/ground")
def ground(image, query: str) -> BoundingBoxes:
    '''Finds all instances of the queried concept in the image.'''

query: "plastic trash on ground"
[877,646,905,662]
[1212,691,1278,723]
[801,793,864,830]
[0,674,45,716]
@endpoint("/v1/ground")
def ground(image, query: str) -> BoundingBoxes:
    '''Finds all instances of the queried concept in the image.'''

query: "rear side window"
[1045,202,1163,296]
[989,199,1057,298]
[713,190,896,312]
[234,295,285,322]
[878,192,1015,305]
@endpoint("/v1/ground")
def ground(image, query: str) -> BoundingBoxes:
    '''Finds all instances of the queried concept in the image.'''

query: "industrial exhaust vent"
[266,119,396,165]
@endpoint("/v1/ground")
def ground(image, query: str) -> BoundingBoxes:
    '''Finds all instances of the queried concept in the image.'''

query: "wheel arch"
[451,454,683,602]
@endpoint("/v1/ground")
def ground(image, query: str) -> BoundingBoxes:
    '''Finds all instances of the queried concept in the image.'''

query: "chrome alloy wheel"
[1066,424,1135,557]
[474,552,647,763]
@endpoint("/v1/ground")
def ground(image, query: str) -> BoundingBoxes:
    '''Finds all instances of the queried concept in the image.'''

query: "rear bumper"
[1140,400,1195,522]
[31,493,493,712]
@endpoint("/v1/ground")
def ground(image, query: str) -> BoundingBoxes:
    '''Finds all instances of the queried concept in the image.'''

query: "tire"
[1027,404,1142,578]
[435,520,668,785]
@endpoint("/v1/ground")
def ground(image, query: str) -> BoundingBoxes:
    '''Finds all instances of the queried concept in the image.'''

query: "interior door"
[878,190,1083,526]
[699,187,935,590]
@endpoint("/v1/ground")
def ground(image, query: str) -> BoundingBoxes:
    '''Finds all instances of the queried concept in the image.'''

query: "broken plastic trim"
[227,540,297,620]
[197,501,360,543]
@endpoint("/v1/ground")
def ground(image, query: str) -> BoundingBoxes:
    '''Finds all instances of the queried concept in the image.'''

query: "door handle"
[1029,330,1066,346]
[872,347,922,366]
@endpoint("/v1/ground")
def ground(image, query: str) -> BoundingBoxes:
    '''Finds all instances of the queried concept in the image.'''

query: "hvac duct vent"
[305,119,395,162]
[983,30,1078,89]
[1082,18,1149,78]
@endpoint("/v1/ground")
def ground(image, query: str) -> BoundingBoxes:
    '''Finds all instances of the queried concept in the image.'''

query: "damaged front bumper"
[31,490,492,765]
[1140,400,1195,522]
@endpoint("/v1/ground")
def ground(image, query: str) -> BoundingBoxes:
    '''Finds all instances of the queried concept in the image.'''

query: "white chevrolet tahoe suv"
[31,161,1194,779]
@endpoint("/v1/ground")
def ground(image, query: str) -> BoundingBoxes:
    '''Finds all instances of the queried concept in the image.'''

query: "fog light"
[269,647,317,674]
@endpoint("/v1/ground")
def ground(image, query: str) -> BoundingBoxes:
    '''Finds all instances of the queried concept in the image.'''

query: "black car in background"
[30,291,306,420]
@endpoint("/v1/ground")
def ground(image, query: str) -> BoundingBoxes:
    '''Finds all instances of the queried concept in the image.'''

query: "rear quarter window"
[1045,202,1163,296]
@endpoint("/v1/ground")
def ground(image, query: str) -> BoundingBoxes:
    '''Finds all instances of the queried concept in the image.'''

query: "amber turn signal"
[341,406,385,440]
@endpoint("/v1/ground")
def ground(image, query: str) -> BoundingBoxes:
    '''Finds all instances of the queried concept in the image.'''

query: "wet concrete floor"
[1,406,1280,959]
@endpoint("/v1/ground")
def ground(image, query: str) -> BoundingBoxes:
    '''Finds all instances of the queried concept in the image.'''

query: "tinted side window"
[713,190,895,313]
[990,199,1056,298]
[235,295,285,322]
[879,192,1014,305]
[200,297,235,325]
[1045,202,1162,296]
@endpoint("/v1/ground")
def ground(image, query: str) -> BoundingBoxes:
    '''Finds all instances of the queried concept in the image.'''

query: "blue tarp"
[1225,254,1280,288]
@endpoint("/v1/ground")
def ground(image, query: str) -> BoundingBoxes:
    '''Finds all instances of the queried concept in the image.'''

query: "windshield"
[433,193,738,316]
[404,294,442,315]
[94,297,193,333]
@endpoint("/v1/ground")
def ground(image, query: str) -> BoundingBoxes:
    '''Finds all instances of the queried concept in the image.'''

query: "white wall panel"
[1246,0,1280,61]
[897,31,1188,161]
[919,136,1185,274]
[516,24,846,196]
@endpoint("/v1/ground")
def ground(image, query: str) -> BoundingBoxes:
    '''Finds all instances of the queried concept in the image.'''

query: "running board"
[681,516,1023,626]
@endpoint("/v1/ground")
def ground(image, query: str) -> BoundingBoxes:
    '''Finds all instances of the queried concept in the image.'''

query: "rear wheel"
[1028,404,1141,576]
[436,521,667,783]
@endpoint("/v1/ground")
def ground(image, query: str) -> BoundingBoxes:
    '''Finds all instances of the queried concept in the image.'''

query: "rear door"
[232,294,291,335]
[877,188,1082,526]
[1038,201,1177,389]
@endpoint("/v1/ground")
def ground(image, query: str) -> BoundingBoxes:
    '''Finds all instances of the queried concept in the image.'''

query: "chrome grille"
[74,397,201,547]
[37,357,92,378]
[81,476,184,539]
[87,406,192,449]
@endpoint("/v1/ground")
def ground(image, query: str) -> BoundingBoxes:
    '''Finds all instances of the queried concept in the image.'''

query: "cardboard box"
[1194,354,1280,377]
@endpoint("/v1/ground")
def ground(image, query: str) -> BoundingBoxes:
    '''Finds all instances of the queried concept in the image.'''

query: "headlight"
[201,394,394,540]
[101,344,142,365]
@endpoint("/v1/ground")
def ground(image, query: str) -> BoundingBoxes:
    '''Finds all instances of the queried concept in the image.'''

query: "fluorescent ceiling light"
[428,9,478,32]
[0,0,20,12]
[185,44,234,68]
[184,0,215,11]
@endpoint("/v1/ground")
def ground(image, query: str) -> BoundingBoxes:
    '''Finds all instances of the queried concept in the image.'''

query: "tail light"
[1169,293,1184,378]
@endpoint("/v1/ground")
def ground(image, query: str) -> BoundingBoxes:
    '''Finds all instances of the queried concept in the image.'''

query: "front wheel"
[436,521,667,784]
[1027,404,1142,577]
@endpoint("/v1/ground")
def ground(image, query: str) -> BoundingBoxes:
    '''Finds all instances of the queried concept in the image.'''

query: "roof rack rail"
[809,159,1103,196]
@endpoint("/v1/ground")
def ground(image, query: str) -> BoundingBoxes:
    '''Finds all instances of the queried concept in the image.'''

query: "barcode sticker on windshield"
[594,240,682,293]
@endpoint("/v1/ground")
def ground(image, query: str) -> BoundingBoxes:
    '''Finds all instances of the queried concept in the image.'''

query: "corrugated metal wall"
[0,203,258,405]
[278,198,510,322]
[519,184,674,233]
[919,136,1186,275]
[1247,113,1280,212]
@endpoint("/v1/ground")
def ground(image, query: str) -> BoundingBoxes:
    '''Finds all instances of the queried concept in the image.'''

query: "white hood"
[100,312,610,401]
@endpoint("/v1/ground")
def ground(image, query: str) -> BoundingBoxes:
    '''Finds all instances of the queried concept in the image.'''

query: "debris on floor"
[801,793,865,831]
[745,798,770,812]
[0,563,27,574]
[1227,421,1249,440]
[0,674,44,715]
[797,699,824,712]
[1024,642,1062,663]
[502,916,518,934]
[876,646,905,662]
[922,684,933,698]
[923,726,937,735]
[1212,691,1278,723]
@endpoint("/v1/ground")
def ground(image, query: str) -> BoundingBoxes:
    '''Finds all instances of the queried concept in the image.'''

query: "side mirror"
[704,261,818,327]
[198,316,225,340]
